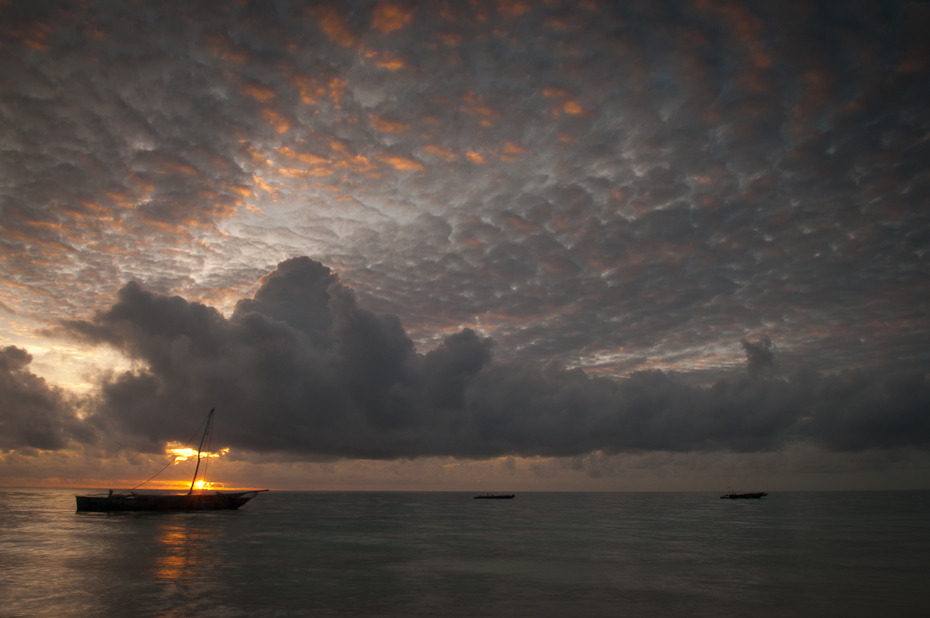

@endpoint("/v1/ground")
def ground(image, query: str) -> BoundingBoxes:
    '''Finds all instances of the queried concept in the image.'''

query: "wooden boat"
[473,493,515,499]
[75,489,268,512]
[76,408,268,512]
[720,491,767,499]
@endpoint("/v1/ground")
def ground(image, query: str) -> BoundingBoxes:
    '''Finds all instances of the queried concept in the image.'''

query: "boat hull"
[473,494,515,499]
[75,490,267,512]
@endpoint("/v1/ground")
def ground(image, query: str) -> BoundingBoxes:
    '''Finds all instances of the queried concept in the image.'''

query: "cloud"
[2,0,929,479]
[3,0,928,383]
[0,346,88,450]
[53,258,930,460]
[741,335,774,378]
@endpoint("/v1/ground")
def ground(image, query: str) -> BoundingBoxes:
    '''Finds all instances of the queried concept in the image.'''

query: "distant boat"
[473,494,515,499]
[76,408,268,512]
[720,491,767,499]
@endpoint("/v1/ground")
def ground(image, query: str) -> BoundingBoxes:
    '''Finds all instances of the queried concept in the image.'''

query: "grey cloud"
[742,336,774,378]
[803,370,930,452]
[0,346,88,450]
[234,258,338,349]
[56,258,930,460]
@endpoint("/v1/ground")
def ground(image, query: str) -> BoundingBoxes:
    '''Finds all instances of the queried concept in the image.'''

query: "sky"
[2,0,929,492]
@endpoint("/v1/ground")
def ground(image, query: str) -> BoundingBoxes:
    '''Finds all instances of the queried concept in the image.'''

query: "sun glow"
[155,479,229,492]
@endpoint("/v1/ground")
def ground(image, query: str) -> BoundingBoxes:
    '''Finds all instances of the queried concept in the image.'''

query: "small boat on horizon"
[473,493,515,499]
[76,408,268,512]
[720,491,767,499]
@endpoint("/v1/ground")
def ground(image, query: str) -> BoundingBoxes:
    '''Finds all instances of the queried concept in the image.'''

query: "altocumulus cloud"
[47,257,930,459]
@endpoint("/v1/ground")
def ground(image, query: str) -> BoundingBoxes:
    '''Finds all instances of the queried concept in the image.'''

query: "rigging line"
[130,457,177,492]
[198,414,215,492]
[130,411,213,491]
[189,408,215,495]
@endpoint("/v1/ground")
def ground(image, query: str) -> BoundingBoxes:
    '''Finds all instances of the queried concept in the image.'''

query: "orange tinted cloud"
[348,154,377,174]
[203,33,249,63]
[292,75,326,104]
[697,0,771,70]
[240,82,277,102]
[252,174,278,197]
[263,109,292,134]
[8,20,52,51]
[423,145,457,162]
[277,146,329,167]
[72,201,112,221]
[461,91,498,126]
[228,185,252,199]
[133,153,199,178]
[372,52,405,71]
[380,155,424,171]
[329,77,347,105]
[541,87,585,116]
[563,101,584,115]
[277,167,334,178]
[439,32,463,47]
[497,1,531,18]
[313,6,355,47]
[501,213,539,232]
[897,53,928,75]
[543,87,570,98]
[499,142,526,161]
[370,116,408,133]
[544,16,582,32]
[372,2,415,33]
[159,160,199,176]
[466,151,485,164]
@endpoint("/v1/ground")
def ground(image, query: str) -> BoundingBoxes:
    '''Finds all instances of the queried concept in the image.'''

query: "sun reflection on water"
[152,519,220,585]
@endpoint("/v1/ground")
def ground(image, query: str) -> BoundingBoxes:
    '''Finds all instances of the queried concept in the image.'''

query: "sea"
[1,489,927,617]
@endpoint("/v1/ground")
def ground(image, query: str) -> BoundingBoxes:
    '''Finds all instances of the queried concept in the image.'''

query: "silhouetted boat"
[720,491,767,499]
[75,489,268,512]
[75,408,268,512]
[473,493,515,499]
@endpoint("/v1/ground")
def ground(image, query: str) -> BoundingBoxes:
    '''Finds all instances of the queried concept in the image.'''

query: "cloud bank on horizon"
[3,257,928,461]
[1,1,929,477]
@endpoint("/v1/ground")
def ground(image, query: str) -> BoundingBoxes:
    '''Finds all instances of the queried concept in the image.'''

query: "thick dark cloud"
[742,336,774,378]
[56,258,930,459]
[0,346,87,450]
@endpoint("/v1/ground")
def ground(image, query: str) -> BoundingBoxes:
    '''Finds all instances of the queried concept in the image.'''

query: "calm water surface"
[1,489,927,617]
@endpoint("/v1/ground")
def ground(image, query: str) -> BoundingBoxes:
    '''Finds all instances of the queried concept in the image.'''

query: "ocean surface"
[1,489,928,617]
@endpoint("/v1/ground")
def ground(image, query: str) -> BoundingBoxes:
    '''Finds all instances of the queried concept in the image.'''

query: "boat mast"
[189,408,215,495]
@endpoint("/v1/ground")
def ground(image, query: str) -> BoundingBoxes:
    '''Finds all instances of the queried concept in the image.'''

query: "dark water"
[1,490,927,617]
